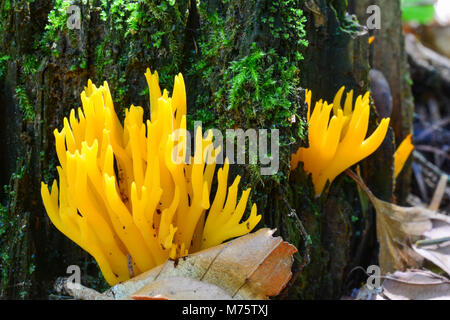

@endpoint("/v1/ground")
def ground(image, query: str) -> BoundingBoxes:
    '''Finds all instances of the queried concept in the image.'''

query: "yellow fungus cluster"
[394,134,414,178]
[291,87,391,196]
[41,69,261,285]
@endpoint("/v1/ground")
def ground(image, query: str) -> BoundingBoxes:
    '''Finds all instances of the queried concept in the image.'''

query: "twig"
[413,151,450,201]
[415,237,450,248]
[429,174,448,211]
[415,117,450,141]
[412,161,430,203]
[415,145,450,161]
[352,166,373,268]
[345,169,376,202]
[414,151,450,185]
[282,197,310,271]
[346,266,378,281]
[278,194,310,298]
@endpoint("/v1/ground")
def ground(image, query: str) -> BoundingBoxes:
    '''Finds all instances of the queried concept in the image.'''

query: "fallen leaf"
[103,228,297,300]
[413,220,450,276]
[381,269,450,300]
[131,277,232,300]
[346,170,450,274]
[132,294,169,300]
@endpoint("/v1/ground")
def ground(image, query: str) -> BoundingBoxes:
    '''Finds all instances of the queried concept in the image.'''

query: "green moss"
[15,86,35,122]
[0,55,10,79]
[263,0,308,56]
[191,1,308,131]
[180,3,311,249]
[185,1,309,200]
[0,0,11,33]
[22,55,39,76]
[0,158,29,296]
[91,0,187,109]
[224,44,299,128]
[95,41,114,80]
[0,203,7,238]
[40,0,72,52]
[330,0,361,34]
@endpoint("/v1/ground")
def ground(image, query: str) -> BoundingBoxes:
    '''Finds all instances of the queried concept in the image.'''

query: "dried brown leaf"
[381,269,450,300]
[131,277,233,300]
[346,170,450,274]
[413,220,450,276]
[104,228,297,300]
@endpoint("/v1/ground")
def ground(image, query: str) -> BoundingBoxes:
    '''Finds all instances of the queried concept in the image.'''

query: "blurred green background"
[402,0,435,24]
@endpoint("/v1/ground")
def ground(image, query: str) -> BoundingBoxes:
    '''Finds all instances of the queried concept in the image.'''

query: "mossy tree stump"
[0,0,410,299]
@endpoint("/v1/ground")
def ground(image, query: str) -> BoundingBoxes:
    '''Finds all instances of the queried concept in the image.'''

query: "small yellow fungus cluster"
[41,69,261,285]
[394,134,414,178]
[291,87,390,196]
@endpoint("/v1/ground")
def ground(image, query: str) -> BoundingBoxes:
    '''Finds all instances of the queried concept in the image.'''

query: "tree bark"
[0,0,409,299]
[349,0,415,204]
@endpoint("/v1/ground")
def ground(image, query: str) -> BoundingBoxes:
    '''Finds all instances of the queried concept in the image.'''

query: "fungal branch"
[41,69,261,286]
[394,134,414,179]
[291,87,391,196]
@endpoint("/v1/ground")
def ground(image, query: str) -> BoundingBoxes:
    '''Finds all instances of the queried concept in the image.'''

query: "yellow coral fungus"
[41,69,261,285]
[394,133,414,178]
[291,87,390,196]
